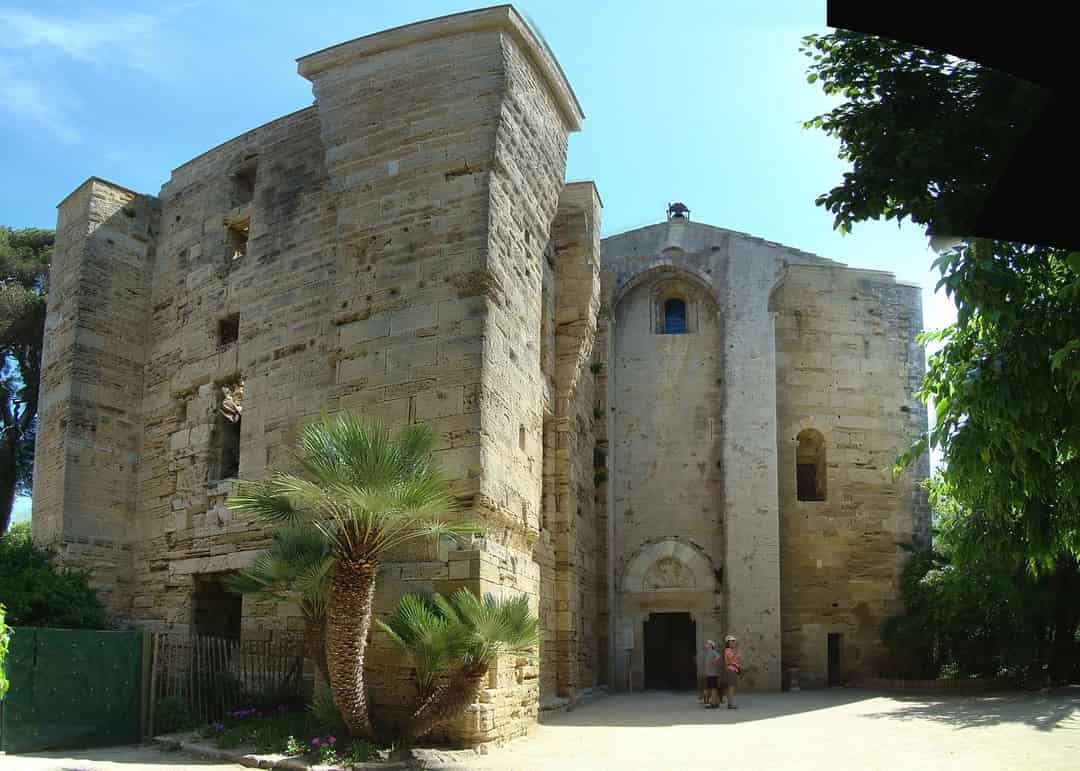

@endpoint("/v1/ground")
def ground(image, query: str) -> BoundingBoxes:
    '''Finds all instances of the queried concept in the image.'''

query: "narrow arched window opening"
[663,298,687,334]
[796,428,826,501]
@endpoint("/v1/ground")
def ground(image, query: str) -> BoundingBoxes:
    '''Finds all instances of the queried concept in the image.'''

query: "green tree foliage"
[800,31,1049,238]
[0,227,52,533]
[883,482,1080,683]
[225,527,333,682]
[0,523,108,629]
[1,602,11,699]
[227,415,476,739]
[906,245,1080,567]
[803,32,1080,569]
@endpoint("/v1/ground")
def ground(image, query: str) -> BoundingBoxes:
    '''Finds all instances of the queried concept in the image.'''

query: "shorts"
[706,675,719,689]
[721,669,739,687]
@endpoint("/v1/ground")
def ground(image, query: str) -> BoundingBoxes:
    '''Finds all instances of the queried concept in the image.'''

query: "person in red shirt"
[722,634,742,709]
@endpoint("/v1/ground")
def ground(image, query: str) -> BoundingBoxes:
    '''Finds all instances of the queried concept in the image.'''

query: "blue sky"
[2,1,953,523]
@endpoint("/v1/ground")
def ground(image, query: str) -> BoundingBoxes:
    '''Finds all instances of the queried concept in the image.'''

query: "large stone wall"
[773,265,929,688]
[606,255,725,691]
[598,218,923,692]
[547,183,603,700]
[34,7,604,747]
[33,5,927,749]
[34,178,159,619]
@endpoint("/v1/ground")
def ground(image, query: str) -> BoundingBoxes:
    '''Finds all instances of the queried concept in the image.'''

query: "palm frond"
[429,590,539,668]
[224,527,332,622]
[377,593,465,696]
[227,475,309,526]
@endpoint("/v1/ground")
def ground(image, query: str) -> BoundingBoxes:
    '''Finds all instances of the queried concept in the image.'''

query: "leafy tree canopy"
[803,31,1080,570]
[883,480,1079,684]
[0,226,52,533]
[0,523,109,629]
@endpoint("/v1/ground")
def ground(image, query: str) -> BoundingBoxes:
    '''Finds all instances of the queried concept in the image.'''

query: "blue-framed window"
[663,298,687,334]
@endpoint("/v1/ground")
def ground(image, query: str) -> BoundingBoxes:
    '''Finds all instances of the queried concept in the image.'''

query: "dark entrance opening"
[644,612,696,690]
[193,574,242,639]
[827,633,843,686]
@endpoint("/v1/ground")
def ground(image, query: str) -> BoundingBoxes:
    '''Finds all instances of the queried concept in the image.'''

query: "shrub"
[882,542,1080,684]
[155,697,197,734]
[201,704,377,766]
[308,688,348,737]
[0,524,108,629]
[0,603,11,699]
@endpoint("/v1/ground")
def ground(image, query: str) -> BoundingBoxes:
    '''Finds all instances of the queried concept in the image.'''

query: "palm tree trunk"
[398,662,488,741]
[304,617,329,685]
[326,560,377,738]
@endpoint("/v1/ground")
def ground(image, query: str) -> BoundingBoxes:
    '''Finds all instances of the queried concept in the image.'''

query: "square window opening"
[193,574,242,639]
[226,218,249,262]
[232,161,257,207]
[218,313,240,347]
[208,381,243,482]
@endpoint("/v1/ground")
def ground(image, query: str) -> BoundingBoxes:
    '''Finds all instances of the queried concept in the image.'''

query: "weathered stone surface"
[599,218,926,693]
[32,5,926,749]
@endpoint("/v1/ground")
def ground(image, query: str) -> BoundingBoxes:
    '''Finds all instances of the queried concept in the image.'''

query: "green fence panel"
[0,628,143,753]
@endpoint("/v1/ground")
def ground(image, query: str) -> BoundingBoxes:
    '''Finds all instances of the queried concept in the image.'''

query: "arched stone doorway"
[614,539,722,691]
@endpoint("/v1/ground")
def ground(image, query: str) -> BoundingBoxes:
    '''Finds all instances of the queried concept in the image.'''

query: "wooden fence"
[148,633,305,734]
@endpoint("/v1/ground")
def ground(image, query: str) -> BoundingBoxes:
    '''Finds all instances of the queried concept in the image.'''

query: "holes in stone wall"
[218,313,240,347]
[519,424,526,451]
[226,217,249,262]
[796,428,827,501]
[232,160,258,207]
[208,380,243,482]
[193,574,242,639]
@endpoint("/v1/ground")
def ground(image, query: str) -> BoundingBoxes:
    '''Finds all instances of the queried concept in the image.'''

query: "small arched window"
[663,298,687,334]
[796,428,826,501]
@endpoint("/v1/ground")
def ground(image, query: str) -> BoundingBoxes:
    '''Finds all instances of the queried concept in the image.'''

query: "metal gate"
[148,633,305,733]
[0,628,144,753]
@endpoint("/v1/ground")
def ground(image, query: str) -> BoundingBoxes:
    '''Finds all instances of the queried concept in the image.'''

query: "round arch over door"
[622,539,717,594]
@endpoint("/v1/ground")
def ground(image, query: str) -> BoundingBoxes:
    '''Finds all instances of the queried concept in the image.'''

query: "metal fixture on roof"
[667,202,690,220]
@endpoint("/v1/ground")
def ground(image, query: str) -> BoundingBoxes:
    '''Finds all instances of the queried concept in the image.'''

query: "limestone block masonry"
[34,5,928,748]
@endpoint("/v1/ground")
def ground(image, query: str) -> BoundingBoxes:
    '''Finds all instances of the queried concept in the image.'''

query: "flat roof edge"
[296,5,584,131]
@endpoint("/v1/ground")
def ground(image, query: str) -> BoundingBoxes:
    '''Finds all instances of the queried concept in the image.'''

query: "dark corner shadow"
[858,685,1080,732]
[542,688,876,728]
[13,742,227,767]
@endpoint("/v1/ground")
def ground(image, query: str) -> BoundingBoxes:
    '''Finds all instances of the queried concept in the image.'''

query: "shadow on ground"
[860,685,1080,732]
[543,686,1080,730]
[0,743,240,770]
[545,688,875,727]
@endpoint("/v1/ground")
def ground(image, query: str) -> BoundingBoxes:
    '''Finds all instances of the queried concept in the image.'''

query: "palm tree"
[223,527,333,682]
[379,590,539,741]
[227,415,473,738]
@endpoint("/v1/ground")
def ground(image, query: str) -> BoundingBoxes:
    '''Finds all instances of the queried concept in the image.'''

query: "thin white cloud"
[0,59,80,143]
[0,8,177,77]
[0,4,200,143]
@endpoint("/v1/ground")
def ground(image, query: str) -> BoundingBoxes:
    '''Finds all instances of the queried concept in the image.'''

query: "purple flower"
[311,737,320,746]
[327,736,336,745]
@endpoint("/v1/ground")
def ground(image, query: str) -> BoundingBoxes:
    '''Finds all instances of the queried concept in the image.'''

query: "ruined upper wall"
[38,5,586,630]
[297,5,583,132]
